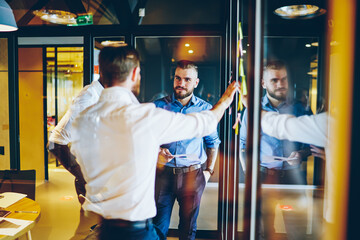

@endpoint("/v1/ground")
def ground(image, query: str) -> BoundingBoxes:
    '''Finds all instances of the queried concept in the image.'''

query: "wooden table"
[0,198,41,240]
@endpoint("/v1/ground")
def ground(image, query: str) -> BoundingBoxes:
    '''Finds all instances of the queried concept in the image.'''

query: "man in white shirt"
[70,46,238,240]
[48,79,104,204]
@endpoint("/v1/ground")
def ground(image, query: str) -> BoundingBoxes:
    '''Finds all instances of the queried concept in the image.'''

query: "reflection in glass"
[238,37,325,239]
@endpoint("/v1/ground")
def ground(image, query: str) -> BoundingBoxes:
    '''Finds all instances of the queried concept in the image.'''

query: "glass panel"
[0,39,10,169]
[136,36,221,231]
[93,37,126,81]
[46,47,84,166]
[237,0,327,239]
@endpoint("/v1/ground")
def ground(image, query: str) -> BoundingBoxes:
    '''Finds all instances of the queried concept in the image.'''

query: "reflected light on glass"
[311,42,319,47]
[274,4,326,19]
[185,43,190,47]
[171,58,175,62]
[305,44,312,47]
[188,50,194,54]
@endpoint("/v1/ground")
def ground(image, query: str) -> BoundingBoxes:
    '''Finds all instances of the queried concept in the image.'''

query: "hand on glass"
[158,148,174,165]
[287,151,302,165]
[310,145,326,160]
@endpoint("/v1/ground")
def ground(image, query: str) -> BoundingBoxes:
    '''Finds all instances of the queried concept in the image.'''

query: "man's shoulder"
[193,95,213,109]
[153,95,172,106]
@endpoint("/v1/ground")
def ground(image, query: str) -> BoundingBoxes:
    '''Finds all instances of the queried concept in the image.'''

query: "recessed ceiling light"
[188,50,194,54]
[33,9,76,25]
[185,43,190,47]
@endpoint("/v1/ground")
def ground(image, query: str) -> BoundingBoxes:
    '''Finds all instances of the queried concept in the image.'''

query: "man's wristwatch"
[205,168,215,176]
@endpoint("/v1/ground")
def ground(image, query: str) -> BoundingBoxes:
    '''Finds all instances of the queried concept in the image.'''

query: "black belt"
[165,164,202,174]
[102,218,152,229]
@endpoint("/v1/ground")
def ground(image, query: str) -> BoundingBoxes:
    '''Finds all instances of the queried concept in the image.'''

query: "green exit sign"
[68,13,93,26]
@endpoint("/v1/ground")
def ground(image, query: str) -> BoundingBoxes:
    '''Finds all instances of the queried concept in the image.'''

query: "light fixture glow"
[33,9,77,25]
[101,41,127,47]
[185,43,190,47]
[274,4,326,19]
[0,0,18,32]
[188,50,194,54]
[305,44,311,48]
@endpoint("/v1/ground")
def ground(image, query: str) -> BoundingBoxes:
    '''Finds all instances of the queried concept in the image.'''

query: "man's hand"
[310,145,326,160]
[287,151,302,165]
[158,148,174,165]
[203,170,211,182]
[211,81,239,122]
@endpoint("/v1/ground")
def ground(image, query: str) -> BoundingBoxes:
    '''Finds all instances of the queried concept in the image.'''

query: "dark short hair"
[263,60,287,72]
[99,46,140,87]
[176,60,198,74]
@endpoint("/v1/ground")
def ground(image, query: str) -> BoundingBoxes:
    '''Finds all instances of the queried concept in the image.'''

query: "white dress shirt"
[49,80,103,145]
[70,86,218,221]
[261,111,328,147]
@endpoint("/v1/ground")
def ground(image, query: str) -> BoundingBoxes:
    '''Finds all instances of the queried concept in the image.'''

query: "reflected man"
[153,60,221,240]
[240,60,310,239]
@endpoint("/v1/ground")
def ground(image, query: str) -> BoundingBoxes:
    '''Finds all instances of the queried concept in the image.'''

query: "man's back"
[71,86,219,221]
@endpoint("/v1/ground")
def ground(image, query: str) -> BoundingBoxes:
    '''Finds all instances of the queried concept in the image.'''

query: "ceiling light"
[305,44,311,47]
[185,43,190,47]
[188,50,194,54]
[0,0,18,32]
[311,42,319,47]
[101,41,127,47]
[274,4,326,19]
[33,9,77,25]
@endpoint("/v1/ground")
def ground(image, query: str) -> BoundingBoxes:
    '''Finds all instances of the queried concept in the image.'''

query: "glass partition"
[237,1,327,239]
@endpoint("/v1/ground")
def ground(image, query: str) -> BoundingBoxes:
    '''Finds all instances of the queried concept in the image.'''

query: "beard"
[267,88,288,102]
[174,86,194,99]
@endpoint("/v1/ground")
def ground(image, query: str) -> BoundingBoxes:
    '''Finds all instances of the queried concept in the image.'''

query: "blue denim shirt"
[239,95,308,170]
[154,94,221,167]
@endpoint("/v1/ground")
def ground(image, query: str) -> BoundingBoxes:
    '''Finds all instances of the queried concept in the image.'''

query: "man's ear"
[195,78,200,88]
[131,66,139,82]
[261,79,266,89]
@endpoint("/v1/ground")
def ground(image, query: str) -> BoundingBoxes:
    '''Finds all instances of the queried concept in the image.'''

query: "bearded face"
[262,68,288,102]
[173,68,199,100]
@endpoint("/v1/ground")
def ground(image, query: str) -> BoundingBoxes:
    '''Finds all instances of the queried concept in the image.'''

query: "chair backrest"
[0,170,36,200]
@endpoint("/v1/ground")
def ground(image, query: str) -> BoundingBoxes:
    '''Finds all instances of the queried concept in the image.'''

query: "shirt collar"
[99,86,140,105]
[91,80,104,96]
[262,95,287,110]
[171,93,197,107]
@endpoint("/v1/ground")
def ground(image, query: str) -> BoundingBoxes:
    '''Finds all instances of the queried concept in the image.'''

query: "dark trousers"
[99,218,163,240]
[260,168,308,240]
[154,167,206,240]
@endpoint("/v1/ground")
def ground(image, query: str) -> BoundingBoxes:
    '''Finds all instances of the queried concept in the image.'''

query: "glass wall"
[237,0,327,239]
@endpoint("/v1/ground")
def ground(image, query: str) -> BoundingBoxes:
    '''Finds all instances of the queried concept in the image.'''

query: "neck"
[266,93,283,108]
[177,94,193,106]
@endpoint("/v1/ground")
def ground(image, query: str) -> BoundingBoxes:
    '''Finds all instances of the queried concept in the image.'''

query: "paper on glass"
[262,155,298,163]
[172,154,200,161]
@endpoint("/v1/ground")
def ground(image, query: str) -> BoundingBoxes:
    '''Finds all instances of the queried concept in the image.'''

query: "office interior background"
[0,0,359,239]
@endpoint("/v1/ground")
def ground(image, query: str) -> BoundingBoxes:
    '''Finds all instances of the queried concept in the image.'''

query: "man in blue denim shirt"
[239,60,310,239]
[153,60,221,240]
